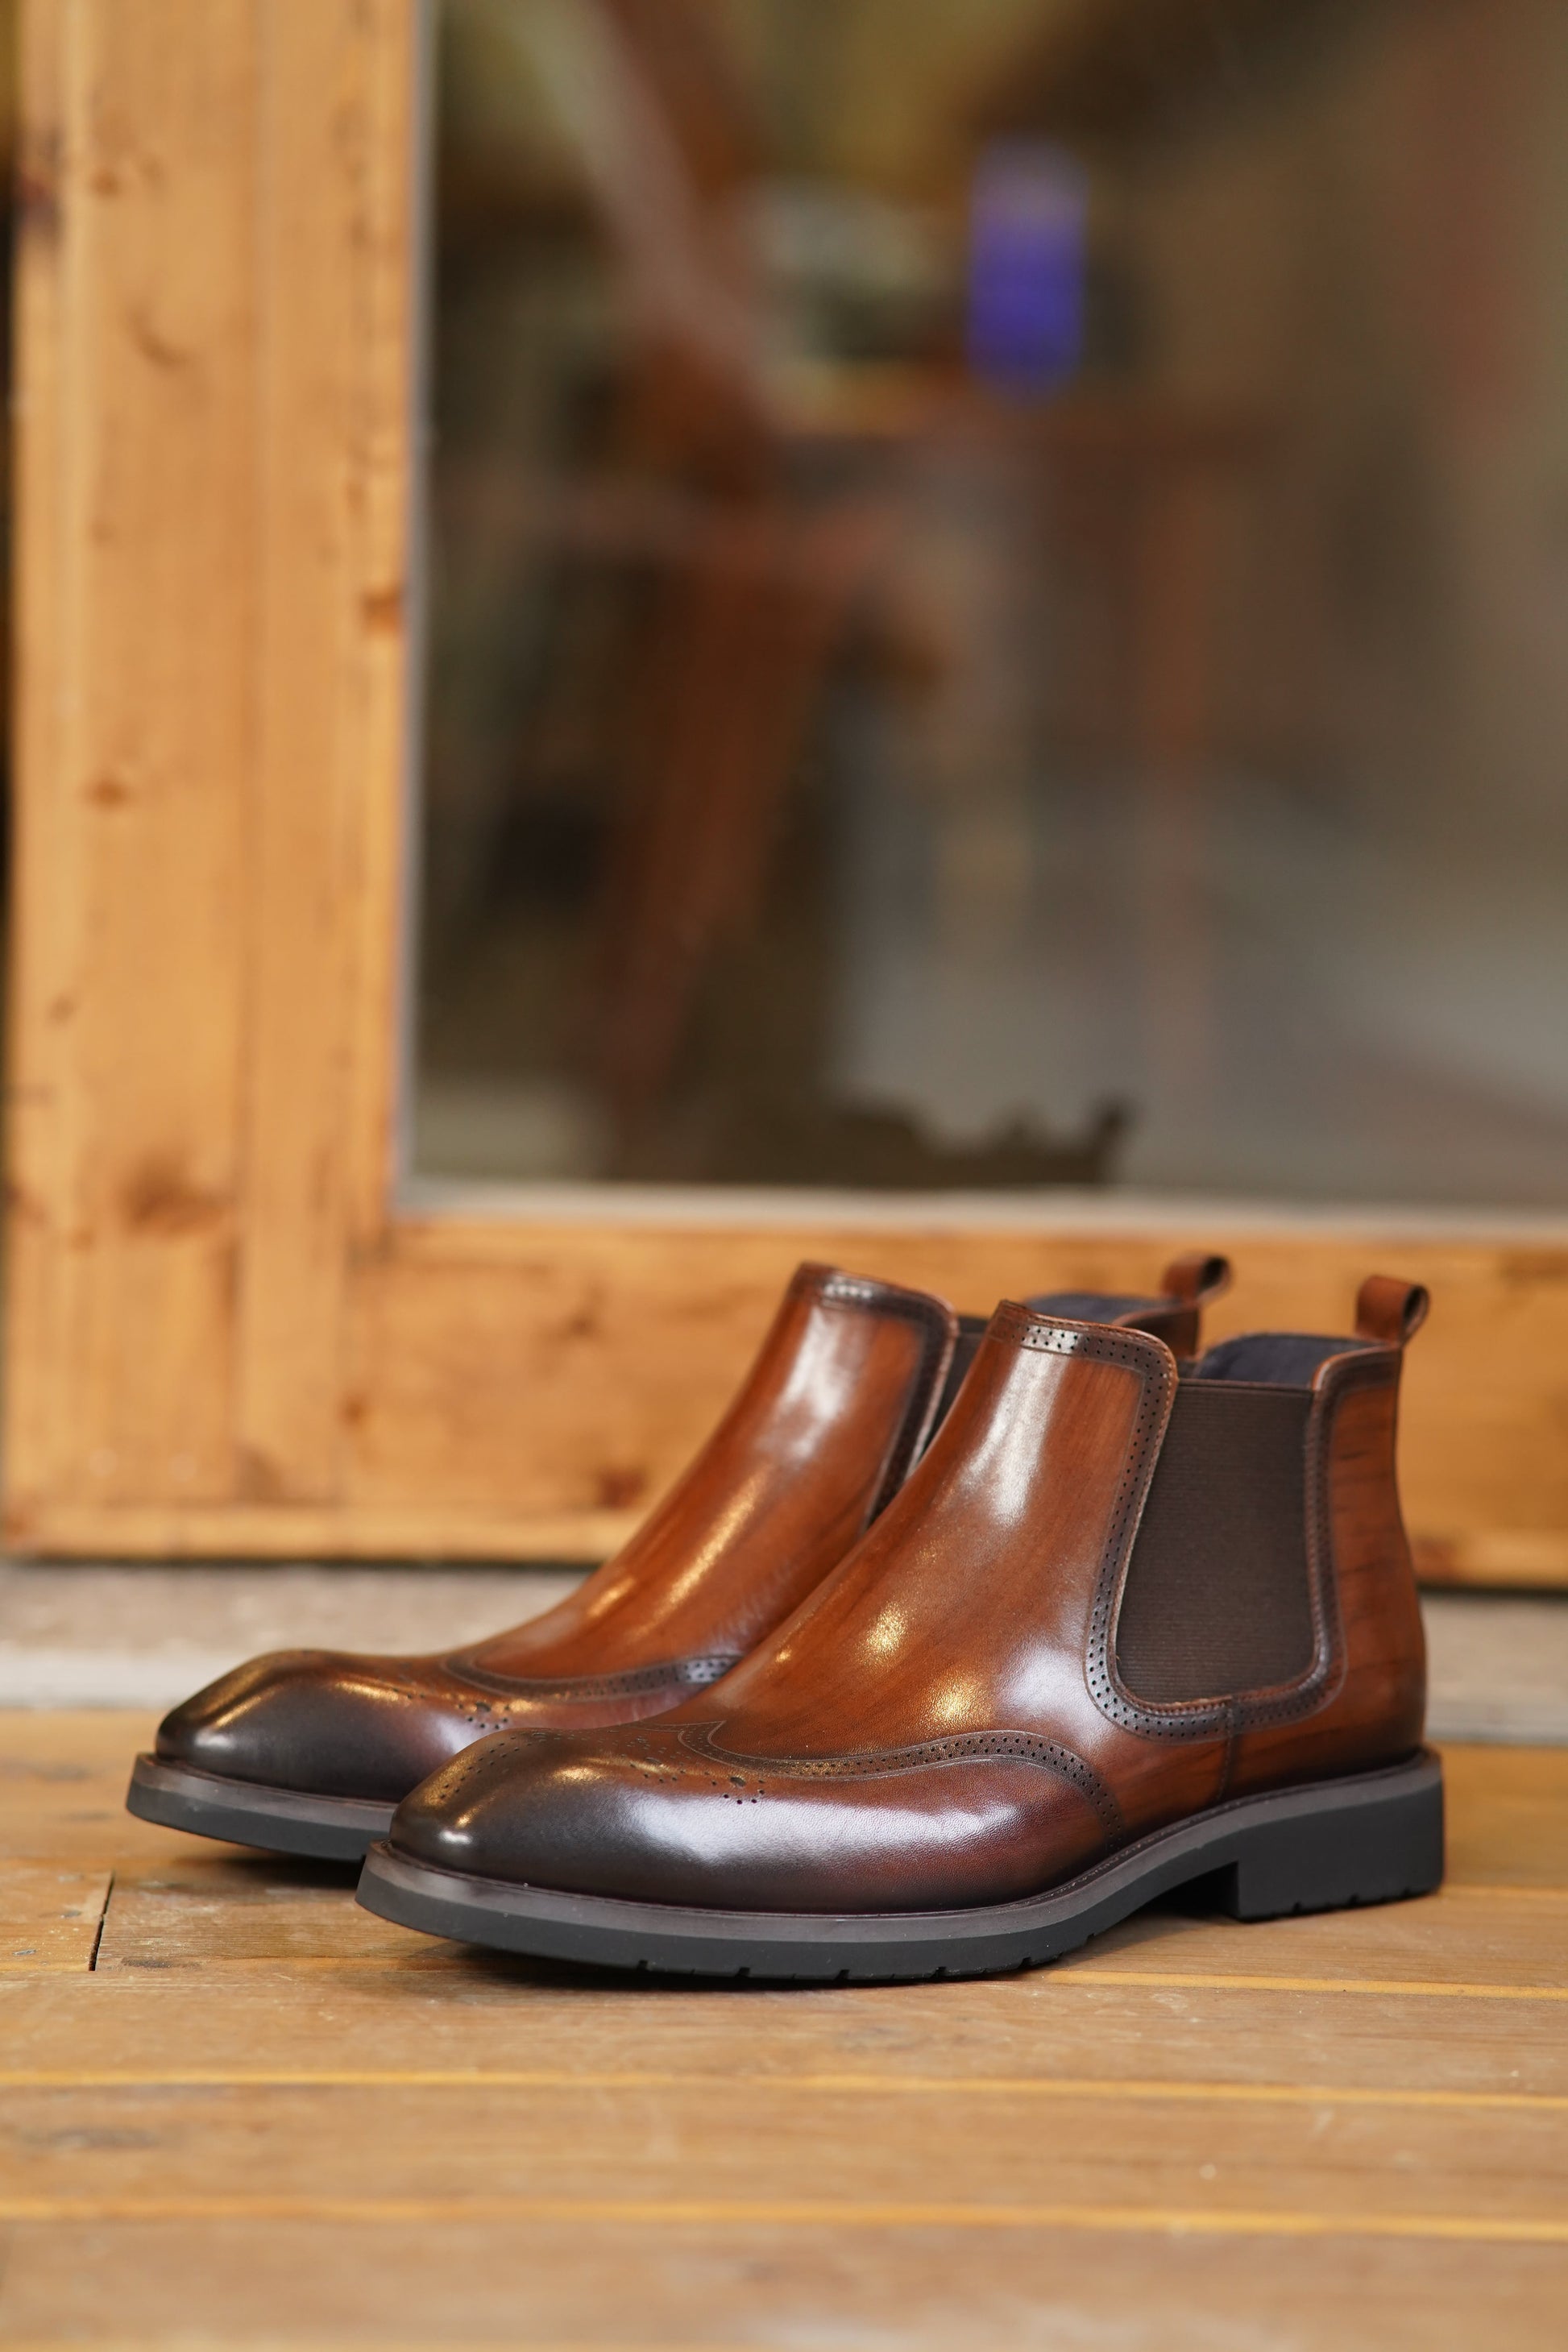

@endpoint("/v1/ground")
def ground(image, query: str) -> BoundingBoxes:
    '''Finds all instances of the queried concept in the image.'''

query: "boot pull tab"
[1160,1251,1232,1307]
[1355,1274,1430,1347]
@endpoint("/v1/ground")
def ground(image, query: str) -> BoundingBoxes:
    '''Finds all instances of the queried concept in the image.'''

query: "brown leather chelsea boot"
[359,1274,1441,1978]
[127,1253,1229,1860]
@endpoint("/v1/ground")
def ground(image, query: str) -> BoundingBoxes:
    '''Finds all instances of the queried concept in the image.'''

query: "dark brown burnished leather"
[155,1263,956,1801]
[392,1280,1428,1912]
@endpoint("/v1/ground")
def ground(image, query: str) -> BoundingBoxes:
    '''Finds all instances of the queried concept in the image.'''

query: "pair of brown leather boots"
[127,1254,1443,1981]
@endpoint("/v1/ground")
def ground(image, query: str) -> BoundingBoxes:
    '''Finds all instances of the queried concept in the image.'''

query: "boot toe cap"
[387,1727,1107,1910]
[389,1730,613,1884]
[156,1649,475,1803]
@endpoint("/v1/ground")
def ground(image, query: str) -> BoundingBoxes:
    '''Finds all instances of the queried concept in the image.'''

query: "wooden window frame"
[5,0,1566,1584]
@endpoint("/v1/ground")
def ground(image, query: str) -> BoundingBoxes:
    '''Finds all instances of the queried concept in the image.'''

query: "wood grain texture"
[233,0,416,1504]
[5,0,68,1511]
[0,2221,1560,2352]
[0,1862,110,1972]
[338,1218,1568,1574]
[0,1716,1565,2344]
[6,0,1567,1577]
[94,1856,432,1973]
[7,0,262,1511]
[18,1217,1568,1570]
[2,2077,1567,2230]
[2,0,420,1550]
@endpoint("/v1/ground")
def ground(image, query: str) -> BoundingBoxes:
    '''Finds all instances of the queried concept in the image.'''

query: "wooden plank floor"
[0,1715,1565,2348]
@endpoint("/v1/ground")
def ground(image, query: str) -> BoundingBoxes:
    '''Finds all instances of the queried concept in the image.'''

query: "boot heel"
[1211,1756,1445,1922]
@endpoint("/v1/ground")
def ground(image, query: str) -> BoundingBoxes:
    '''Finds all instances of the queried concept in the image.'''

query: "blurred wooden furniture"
[981,0,1346,145]
[591,494,890,1141]
[5,0,1568,1582]
[1033,398,1276,1089]
[478,0,899,1147]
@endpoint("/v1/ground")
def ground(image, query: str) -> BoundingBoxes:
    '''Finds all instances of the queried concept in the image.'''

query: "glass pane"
[413,0,1568,1204]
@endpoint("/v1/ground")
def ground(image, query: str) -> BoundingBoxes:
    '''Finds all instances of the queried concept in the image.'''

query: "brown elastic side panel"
[1133,1300,1201,1358]
[1115,1382,1315,1704]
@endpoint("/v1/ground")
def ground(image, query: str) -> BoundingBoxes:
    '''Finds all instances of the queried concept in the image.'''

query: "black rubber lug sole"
[126,1752,394,1863]
[355,1748,1444,1983]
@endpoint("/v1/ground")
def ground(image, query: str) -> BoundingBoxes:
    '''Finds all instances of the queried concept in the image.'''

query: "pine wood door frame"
[6,0,1568,1583]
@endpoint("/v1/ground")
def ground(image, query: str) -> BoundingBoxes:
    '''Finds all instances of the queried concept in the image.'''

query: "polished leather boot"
[360,1274,1441,1977]
[127,1252,1230,1859]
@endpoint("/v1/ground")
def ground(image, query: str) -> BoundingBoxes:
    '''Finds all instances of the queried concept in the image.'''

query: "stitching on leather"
[679,1724,1123,1836]
[442,1653,740,1704]
[424,1731,546,1795]
[815,1272,956,1520]
[992,1308,1170,1380]
[971,1309,1222,1744]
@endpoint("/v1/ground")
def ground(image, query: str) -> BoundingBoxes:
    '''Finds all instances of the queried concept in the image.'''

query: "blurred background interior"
[0,0,1558,1213]
[412,0,1568,1206]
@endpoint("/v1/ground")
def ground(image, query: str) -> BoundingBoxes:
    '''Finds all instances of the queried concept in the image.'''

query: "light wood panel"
[337,1216,1568,1574]
[233,0,414,1506]
[0,1713,1566,2345]
[2,0,419,1553]
[8,0,264,1510]
[6,0,1568,1575]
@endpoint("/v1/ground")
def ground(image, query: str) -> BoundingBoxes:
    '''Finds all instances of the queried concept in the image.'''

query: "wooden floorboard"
[0,1713,1564,2346]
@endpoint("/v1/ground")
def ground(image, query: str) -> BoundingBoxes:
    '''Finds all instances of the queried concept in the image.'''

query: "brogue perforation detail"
[451,1692,528,1732]
[1005,1318,1171,1371]
[445,1653,741,1704]
[679,1725,1123,1838]
[426,1732,548,1802]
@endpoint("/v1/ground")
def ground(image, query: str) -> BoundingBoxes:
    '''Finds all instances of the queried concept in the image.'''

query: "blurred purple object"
[967,142,1088,392]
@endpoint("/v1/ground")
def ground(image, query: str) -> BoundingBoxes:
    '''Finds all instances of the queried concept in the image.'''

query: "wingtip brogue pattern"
[138,1261,960,1846]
